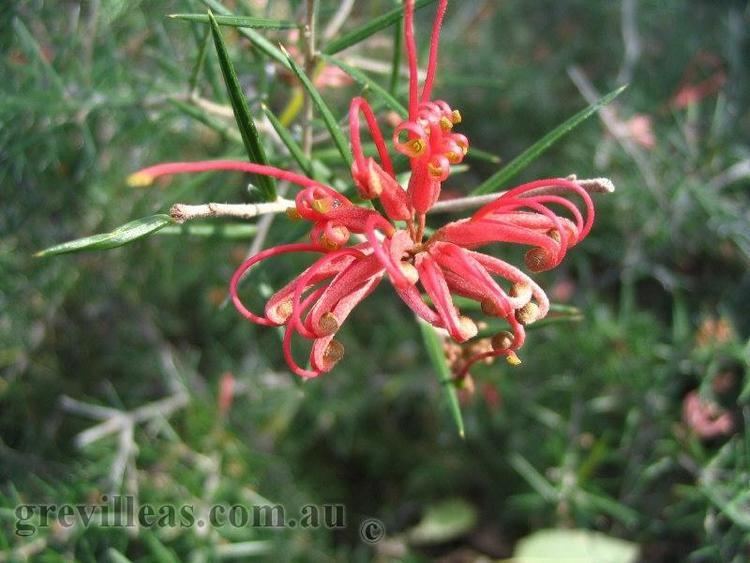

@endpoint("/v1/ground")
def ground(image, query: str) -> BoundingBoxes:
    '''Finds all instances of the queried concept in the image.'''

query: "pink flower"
[682,390,734,439]
[128,0,596,378]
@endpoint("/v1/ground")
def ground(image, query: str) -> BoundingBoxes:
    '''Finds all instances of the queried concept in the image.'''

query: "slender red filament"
[421,0,448,103]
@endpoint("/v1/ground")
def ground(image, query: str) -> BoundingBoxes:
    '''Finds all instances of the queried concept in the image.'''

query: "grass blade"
[208,11,276,201]
[471,84,628,195]
[35,215,174,257]
[282,46,352,167]
[418,320,465,438]
[170,13,297,29]
[323,0,436,56]
[321,55,407,118]
[262,104,313,176]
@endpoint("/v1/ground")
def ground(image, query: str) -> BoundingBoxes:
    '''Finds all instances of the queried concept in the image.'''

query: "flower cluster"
[129,0,596,378]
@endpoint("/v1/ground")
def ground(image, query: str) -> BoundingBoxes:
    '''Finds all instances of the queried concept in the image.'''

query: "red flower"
[129,0,596,378]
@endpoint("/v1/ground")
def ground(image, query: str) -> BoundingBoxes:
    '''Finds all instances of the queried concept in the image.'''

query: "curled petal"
[282,285,329,379]
[230,243,327,326]
[264,252,358,324]
[429,242,513,317]
[353,158,411,221]
[394,121,429,158]
[436,218,561,257]
[470,251,550,317]
[305,255,384,337]
[416,253,477,342]
[365,214,410,288]
[349,97,394,178]
[310,273,383,373]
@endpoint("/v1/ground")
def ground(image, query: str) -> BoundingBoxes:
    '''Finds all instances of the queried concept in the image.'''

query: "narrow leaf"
[471,84,628,195]
[467,146,501,164]
[35,215,174,257]
[323,0,436,56]
[200,0,289,67]
[169,99,242,144]
[282,45,352,167]
[188,26,212,93]
[322,55,407,117]
[418,320,465,438]
[208,11,276,201]
[170,13,297,29]
[107,549,135,563]
[262,104,313,176]
[158,223,258,239]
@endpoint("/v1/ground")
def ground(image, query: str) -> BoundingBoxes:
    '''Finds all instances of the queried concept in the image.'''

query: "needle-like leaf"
[262,104,313,177]
[418,320,465,438]
[201,0,289,67]
[471,85,628,195]
[170,13,297,30]
[208,11,276,201]
[321,55,407,118]
[282,45,352,167]
[323,0,436,56]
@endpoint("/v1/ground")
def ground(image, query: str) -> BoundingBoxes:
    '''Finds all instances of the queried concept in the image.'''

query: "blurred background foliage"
[1,0,749,561]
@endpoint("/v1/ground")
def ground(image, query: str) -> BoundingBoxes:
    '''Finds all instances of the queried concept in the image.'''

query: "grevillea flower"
[128,0,596,378]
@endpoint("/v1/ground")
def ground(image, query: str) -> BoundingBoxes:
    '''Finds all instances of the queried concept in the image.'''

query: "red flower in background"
[129,0,596,378]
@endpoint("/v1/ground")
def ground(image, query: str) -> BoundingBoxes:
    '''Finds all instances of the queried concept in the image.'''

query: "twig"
[323,0,355,40]
[302,0,318,157]
[169,198,295,223]
[616,0,641,86]
[429,177,616,214]
[707,159,750,191]
[342,54,427,81]
[567,66,660,196]
[62,391,188,449]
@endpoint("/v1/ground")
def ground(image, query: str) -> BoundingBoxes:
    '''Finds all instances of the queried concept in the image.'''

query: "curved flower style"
[129,0,596,378]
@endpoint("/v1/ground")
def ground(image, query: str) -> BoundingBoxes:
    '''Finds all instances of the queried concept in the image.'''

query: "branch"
[567,65,660,195]
[169,198,295,223]
[429,176,616,214]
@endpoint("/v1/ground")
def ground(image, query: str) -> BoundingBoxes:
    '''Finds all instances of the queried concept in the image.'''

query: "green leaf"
[407,498,478,545]
[158,223,258,239]
[35,215,174,257]
[418,320,465,438]
[262,104,313,177]
[169,98,242,144]
[514,529,639,563]
[170,13,297,29]
[322,0,436,56]
[321,55,407,118]
[201,0,289,67]
[471,84,628,195]
[282,46,352,167]
[13,18,66,95]
[188,26,212,94]
[208,10,276,201]
[466,146,501,164]
[107,548,135,563]
[509,453,558,502]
